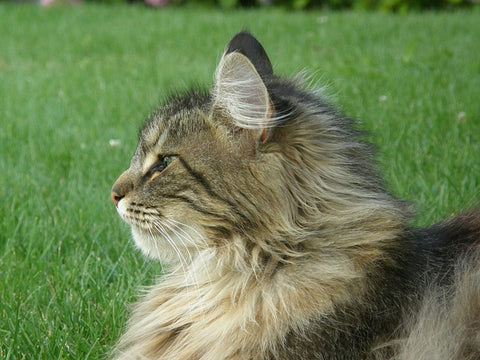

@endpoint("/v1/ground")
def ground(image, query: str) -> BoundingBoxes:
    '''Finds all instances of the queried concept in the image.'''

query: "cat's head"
[111,32,293,264]
[111,32,395,266]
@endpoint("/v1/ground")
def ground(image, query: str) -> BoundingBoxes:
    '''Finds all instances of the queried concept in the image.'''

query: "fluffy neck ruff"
[114,202,408,360]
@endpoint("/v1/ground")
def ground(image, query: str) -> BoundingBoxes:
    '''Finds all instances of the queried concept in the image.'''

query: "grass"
[0,3,479,359]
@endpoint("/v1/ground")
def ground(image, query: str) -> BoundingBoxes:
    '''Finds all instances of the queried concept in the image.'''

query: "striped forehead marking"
[141,127,169,174]
[156,127,169,148]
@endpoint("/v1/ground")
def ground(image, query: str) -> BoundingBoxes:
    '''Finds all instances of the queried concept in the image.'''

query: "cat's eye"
[149,155,178,176]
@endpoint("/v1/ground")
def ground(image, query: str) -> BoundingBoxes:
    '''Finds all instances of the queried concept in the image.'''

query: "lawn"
[0,3,479,359]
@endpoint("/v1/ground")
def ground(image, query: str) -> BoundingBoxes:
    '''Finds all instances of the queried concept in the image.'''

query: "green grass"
[1,3,479,359]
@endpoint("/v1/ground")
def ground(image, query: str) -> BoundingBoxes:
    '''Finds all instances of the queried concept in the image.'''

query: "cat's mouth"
[117,199,206,262]
[116,200,159,229]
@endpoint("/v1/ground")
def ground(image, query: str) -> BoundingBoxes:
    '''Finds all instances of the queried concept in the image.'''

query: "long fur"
[375,250,480,360]
[111,32,480,359]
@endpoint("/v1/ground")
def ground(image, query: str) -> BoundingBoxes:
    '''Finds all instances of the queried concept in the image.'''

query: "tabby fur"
[111,32,480,359]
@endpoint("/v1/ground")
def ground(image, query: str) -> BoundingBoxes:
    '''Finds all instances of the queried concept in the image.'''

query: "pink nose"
[111,188,123,207]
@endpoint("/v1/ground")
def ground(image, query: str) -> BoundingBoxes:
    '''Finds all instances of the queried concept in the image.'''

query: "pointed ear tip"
[228,31,257,44]
[225,32,262,55]
[223,31,273,80]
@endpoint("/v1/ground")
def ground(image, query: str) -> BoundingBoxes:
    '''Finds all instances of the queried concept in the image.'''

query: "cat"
[110,31,480,359]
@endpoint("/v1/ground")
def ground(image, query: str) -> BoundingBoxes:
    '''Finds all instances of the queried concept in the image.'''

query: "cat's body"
[111,32,480,359]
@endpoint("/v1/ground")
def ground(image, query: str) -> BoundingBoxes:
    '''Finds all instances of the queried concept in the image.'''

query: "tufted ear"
[213,32,281,143]
[213,51,272,134]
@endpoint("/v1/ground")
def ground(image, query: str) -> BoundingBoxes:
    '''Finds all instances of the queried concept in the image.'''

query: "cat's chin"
[130,227,188,265]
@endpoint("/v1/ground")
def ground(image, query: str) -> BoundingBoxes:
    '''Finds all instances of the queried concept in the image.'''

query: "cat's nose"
[112,170,134,207]
[111,186,124,207]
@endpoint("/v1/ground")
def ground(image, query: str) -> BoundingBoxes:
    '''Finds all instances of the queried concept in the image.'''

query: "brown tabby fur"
[111,32,480,359]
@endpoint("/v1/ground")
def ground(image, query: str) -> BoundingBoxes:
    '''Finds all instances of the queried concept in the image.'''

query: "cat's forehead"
[138,90,212,153]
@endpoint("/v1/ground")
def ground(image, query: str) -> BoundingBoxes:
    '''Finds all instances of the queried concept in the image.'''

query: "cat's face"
[112,101,263,262]
[111,32,399,266]
[111,33,292,264]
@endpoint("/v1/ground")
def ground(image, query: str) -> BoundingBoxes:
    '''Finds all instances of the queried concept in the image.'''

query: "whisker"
[159,220,195,266]
[161,221,199,285]
[163,219,214,288]
[151,220,186,266]
[166,219,208,245]
[151,218,208,321]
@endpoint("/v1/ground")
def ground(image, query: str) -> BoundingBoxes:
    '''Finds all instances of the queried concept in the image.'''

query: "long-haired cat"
[111,32,480,359]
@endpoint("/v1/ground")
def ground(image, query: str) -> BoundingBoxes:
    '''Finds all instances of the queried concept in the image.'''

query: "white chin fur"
[117,200,202,264]
[131,228,180,264]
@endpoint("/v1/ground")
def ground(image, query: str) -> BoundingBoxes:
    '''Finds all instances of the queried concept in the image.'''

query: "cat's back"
[420,209,480,278]
[392,209,480,360]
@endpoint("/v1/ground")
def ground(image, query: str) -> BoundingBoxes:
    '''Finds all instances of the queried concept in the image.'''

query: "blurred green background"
[0,3,479,359]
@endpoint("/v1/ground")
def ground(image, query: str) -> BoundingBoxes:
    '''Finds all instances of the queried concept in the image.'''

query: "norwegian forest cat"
[111,32,480,359]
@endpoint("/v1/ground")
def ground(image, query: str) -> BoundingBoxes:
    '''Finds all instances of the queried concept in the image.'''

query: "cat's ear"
[213,32,281,143]
[213,51,273,135]
[223,31,273,80]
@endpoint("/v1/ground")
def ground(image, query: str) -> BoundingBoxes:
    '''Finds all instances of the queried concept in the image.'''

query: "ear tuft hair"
[213,51,272,130]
